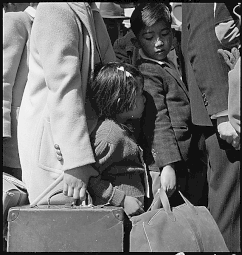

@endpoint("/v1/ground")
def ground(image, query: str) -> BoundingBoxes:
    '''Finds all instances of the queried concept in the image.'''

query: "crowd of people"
[3,2,240,252]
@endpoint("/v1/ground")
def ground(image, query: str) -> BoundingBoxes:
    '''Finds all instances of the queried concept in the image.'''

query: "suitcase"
[6,173,131,252]
[7,204,130,252]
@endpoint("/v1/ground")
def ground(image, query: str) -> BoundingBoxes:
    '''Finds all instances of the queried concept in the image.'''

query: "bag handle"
[147,188,198,219]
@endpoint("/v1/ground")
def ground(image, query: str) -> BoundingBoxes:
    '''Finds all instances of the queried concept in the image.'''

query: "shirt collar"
[139,48,167,66]
[24,6,36,18]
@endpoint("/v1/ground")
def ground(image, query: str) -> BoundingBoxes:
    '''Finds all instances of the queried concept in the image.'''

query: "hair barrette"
[117,66,132,77]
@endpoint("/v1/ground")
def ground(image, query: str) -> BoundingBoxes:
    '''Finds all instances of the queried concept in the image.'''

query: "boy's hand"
[123,196,144,217]
[160,165,176,197]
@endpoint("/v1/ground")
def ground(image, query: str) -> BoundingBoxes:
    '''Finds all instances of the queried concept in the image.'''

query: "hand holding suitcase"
[7,173,130,252]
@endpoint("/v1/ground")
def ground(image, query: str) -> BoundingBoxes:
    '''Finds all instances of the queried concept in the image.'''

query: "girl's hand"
[160,165,176,197]
[123,196,144,217]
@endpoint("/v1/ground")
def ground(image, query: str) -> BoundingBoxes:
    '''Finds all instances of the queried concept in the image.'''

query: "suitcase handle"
[30,173,64,207]
[47,189,93,207]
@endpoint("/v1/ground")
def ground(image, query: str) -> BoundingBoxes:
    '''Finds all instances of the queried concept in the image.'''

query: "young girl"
[87,62,147,217]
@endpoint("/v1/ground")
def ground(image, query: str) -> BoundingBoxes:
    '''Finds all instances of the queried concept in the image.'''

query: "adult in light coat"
[17,2,116,204]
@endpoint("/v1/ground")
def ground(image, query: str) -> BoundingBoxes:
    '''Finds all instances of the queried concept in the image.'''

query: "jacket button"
[54,144,60,149]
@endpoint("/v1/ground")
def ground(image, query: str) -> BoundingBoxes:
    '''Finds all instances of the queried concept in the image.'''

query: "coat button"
[56,149,62,156]
[54,144,60,149]
[57,155,63,161]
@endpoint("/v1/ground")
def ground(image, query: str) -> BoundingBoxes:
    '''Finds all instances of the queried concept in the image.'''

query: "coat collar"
[139,49,189,99]
[67,3,97,70]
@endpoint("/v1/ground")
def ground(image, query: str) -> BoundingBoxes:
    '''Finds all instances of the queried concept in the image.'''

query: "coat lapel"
[163,62,190,100]
[67,3,96,69]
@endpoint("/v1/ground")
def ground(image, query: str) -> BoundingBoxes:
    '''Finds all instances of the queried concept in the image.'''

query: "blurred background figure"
[3,3,29,13]
[3,3,38,181]
[97,2,129,45]
[170,2,182,31]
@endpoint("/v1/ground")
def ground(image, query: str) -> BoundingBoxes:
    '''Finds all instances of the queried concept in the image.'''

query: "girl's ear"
[131,37,140,48]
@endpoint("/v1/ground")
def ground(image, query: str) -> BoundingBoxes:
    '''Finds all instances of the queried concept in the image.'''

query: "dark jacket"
[138,56,192,172]
[181,3,230,127]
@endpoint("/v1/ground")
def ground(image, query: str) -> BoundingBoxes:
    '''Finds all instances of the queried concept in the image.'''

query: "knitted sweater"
[88,119,145,206]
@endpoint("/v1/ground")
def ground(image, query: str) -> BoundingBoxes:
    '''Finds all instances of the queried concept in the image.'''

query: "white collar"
[24,6,36,18]
[139,48,179,71]
[139,48,167,66]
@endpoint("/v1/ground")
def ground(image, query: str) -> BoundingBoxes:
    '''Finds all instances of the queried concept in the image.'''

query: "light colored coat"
[17,2,116,203]
[3,11,33,168]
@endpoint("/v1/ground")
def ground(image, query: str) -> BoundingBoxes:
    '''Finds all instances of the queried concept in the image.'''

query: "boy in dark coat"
[130,3,207,208]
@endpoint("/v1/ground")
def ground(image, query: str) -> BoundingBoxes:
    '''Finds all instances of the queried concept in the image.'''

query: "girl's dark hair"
[89,62,143,119]
[130,3,172,37]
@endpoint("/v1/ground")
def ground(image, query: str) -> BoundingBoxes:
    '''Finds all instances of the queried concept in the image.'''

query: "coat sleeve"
[88,132,126,206]
[34,3,95,169]
[140,64,182,168]
[3,13,28,137]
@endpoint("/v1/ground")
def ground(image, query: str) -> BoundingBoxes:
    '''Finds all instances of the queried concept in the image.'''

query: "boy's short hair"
[130,3,172,37]
[89,62,144,119]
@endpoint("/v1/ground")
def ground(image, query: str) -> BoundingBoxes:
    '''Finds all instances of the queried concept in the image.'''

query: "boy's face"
[138,20,173,61]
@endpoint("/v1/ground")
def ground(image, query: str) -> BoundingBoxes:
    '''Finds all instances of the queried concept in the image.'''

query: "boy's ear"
[131,37,140,48]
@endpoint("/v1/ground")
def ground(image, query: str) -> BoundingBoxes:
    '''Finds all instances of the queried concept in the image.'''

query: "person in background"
[17,2,116,205]
[87,62,147,217]
[3,2,38,181]
[3,3,29,13]
[215,3,241,142]
[98,2,129,45]
[130,3,196,209]
[181,3,240,252]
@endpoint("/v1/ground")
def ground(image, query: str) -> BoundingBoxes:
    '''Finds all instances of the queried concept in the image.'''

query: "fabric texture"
[130,189,229,252]
[138,55,192,171]
[88,119,145,206]
[3,10,34,168]
[181,3,240,251]
[17,2,116,203]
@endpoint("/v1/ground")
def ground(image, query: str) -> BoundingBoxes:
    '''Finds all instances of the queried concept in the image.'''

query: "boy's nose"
[155,38,164,47]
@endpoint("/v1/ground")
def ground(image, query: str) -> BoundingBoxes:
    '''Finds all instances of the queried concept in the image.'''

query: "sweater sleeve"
[3,13,28,137]
[139,64,182,168]
[88,122,126,206]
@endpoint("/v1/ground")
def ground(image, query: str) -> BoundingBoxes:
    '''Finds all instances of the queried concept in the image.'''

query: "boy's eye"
[161,30,171,36]
[144,36,153,40]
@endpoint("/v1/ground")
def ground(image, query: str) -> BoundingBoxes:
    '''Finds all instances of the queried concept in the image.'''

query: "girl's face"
[138,20,173,61]
[117,77,146,121]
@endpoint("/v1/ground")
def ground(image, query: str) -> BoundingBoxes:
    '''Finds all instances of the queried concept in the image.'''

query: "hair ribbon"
[117,66,132,77]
